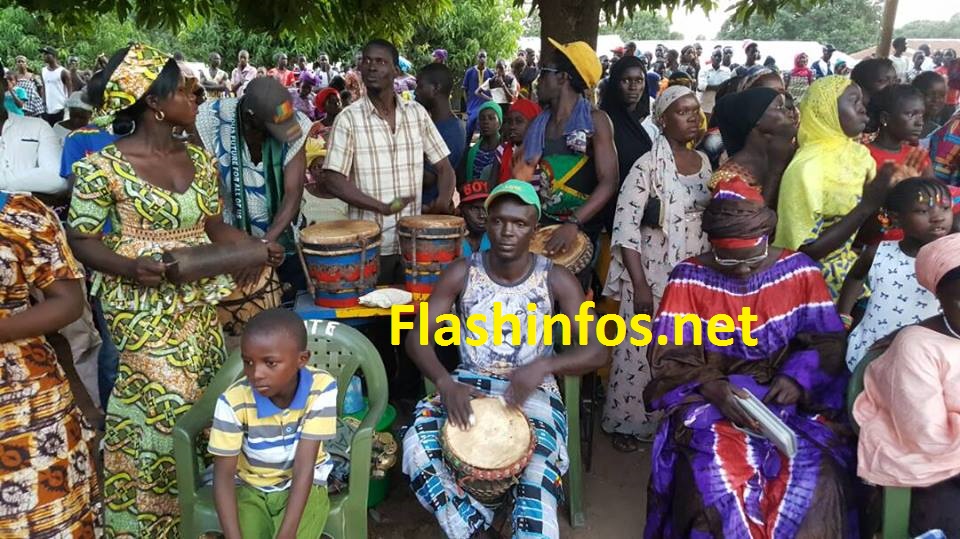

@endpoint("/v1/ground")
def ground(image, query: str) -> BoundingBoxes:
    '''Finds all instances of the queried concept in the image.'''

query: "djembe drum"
[217,267,282,336]
[529,224,594,275]
[398,215,465,295]
[301,220,381,308]
[441,397,536,504]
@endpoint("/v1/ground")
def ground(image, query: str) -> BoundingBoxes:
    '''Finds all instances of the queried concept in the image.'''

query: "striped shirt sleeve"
[321,113,355,177]
[421,107,451,166]
[208,395,244,456]
[301,374,338,441]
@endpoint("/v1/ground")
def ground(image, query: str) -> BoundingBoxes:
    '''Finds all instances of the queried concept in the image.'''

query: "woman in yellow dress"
[67,44,283,538]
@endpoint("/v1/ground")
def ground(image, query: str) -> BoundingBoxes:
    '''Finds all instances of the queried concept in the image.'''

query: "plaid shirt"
[322,95,449,255]
[930,115,960,185]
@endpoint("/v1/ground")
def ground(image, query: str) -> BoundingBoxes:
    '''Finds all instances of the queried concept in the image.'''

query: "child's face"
[241,332,309,404]
[461,200,487,234]
[894,196,953,245]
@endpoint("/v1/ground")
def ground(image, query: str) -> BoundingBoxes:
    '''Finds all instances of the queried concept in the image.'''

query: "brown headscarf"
[702,195,778,249]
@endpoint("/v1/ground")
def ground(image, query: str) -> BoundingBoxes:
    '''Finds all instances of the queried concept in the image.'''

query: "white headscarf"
[653,86,696,121]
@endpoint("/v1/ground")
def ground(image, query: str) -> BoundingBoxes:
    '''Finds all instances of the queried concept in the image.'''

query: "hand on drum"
[265,240,285,267]
[438,376,483,430]
[504,360,551,409]
[131,257,167,287]
[423,196,454,215]
[543,223,579,257]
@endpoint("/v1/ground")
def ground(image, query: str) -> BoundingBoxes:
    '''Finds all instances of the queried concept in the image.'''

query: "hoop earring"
[154,110,166,122]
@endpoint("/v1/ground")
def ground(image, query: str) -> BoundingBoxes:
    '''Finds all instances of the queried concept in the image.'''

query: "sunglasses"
[539,67,561,76]
[713,243,769,267]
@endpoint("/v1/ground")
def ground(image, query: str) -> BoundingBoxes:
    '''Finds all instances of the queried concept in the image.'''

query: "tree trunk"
[538,0,603,58]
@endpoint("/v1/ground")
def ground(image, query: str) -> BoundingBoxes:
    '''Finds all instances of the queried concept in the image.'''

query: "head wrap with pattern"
[101,44,172,117]
[653,85,695,121]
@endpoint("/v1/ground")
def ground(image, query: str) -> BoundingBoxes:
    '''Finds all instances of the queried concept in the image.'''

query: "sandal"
[611,433,640,453]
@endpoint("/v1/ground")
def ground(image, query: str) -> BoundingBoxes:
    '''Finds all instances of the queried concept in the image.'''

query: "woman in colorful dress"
[602,86,712,452]
[67,44,283,538]
[774,75,898,299]
[645,186,858,538]
[0,192,100,538]
[710,87,797,209]
[784,52,815,102]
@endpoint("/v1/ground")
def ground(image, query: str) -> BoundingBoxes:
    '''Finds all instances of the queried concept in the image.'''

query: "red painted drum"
[301,220,381,308]
[397,215,465,295]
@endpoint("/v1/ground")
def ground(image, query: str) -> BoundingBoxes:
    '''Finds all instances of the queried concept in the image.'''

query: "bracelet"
[839,313,854,330]
[566,215,583,230]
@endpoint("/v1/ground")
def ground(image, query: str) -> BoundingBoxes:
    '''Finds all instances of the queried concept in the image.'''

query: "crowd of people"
[4,30,960,539]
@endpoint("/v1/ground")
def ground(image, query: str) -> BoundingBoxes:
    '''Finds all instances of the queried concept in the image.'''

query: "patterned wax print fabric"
[601,136,712,439]
[195,97,312,245]
[644,250,857,538]
[0,192,100,538]
[845,241,941,371]
[402,253,568,539]
[775,76,877,299]
[69,143,232,538]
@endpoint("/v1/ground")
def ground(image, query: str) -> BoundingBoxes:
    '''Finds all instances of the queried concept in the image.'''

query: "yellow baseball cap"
[548,37,602,88]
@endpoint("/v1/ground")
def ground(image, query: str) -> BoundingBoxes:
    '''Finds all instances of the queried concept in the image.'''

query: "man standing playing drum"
[402,180,605,539]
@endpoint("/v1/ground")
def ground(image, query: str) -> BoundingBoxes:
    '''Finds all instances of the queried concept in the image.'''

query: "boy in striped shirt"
[209,309,338,539]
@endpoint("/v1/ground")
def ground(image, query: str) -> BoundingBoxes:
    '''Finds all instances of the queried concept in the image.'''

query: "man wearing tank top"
[402,180,605,539]
[39,46,71,126]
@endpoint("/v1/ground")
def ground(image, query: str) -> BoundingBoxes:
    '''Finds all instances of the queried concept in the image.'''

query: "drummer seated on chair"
[402,180,606,539]
[209,309,337,539]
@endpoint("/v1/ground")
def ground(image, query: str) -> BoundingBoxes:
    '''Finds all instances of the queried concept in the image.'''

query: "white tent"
[518,36,859,72]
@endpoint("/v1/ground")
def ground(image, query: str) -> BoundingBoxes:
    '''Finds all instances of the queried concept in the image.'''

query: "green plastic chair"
[847,345,912,539]
[173,319,387,539]
[422,372,585,528]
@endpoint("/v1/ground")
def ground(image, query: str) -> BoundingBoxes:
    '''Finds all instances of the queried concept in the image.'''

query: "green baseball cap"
[485,179,541,219]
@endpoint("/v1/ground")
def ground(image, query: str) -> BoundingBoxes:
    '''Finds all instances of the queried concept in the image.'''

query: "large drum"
[441,397,536,504]
[398,215,465,295]
[529,224,594,275]
[217,267,282,336]
[301,221,381,308]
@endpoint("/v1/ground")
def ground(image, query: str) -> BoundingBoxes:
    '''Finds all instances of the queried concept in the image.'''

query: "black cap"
[39,46,57,56]
[241,77,302,143]
[823,44,836,52]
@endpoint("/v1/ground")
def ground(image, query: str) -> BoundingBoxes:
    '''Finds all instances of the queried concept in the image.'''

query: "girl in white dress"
[839,178,955,371]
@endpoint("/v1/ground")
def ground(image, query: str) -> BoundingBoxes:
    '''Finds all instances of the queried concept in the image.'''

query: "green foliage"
[522,7,542,37]
[407,0,524,92]
[8,0,451,44]
[717,0,881,52]
[897,13,960,40]
[600,11,683,41]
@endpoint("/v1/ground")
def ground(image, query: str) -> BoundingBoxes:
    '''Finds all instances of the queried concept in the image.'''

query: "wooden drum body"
[217,267,282,336]
[529,224,594,275]
[441,397,536,505]
[398,215,465,295]
[301,221,381,308]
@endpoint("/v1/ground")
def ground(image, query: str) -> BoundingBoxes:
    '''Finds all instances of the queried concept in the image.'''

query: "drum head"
[398,215,465,231]
[443,397,532,469]
[529,225,592,271]
[301,220,380,245]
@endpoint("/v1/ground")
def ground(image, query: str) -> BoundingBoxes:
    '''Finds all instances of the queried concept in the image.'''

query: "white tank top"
[42,66,67,113]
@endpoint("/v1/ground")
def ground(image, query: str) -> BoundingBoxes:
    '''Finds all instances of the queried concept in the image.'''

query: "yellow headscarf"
[101,44,172,117]
[774,75,876,297]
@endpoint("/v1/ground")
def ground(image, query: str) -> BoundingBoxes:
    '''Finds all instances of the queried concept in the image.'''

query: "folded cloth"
[359,288,412,308]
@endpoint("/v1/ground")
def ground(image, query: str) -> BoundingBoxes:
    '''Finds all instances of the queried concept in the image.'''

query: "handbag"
[733,390,798,458]
[640,196,663,228]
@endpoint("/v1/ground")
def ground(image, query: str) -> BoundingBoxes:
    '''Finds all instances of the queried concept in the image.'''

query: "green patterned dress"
[69,143,233,538]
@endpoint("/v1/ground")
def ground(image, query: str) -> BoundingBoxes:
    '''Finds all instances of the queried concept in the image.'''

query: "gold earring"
[155,110,166,122]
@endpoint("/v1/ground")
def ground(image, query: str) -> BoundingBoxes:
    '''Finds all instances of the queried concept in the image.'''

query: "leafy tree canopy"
[717,0,881,53]
[896,13,960,40]
[600,11,683,41]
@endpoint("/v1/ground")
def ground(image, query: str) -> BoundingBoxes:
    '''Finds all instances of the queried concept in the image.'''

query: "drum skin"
[441,397,536,504]
[398,215,465,295]
[528,224,594,275]
[301,220,381,308]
